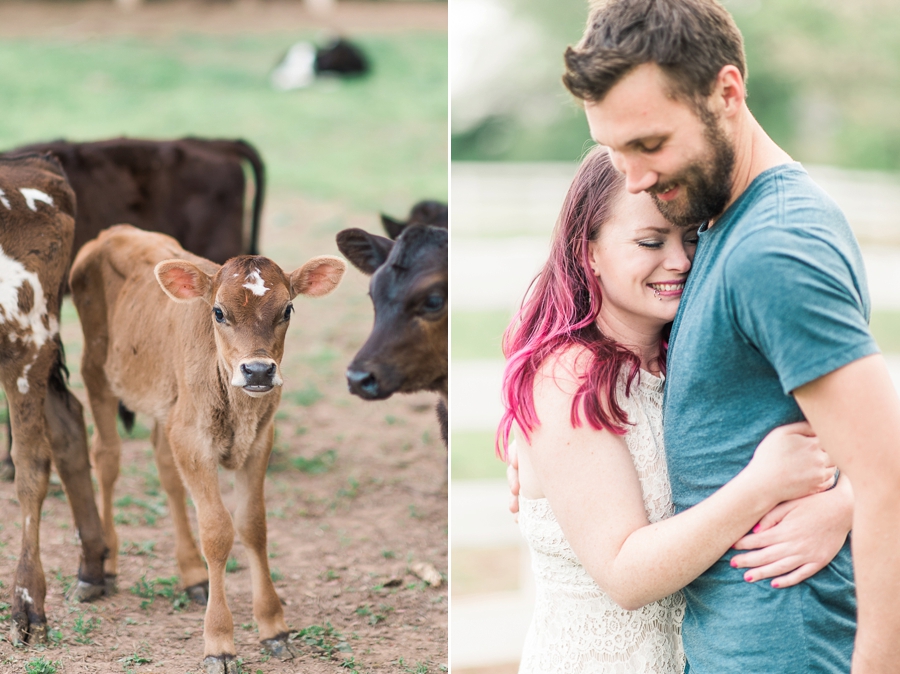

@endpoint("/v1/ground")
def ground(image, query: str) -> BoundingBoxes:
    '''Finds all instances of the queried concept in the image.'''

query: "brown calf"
[0,155,108,645]
[69,225,345,672]
[335,224,448,443]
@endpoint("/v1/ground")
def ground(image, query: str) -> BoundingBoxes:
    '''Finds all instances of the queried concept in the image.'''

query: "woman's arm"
[524,351,834,611]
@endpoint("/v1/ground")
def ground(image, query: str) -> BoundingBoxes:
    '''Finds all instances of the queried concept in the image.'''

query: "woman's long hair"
[497,146,654,458]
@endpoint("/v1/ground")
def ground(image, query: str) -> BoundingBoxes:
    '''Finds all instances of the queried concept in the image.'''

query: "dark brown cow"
[4,136,265,266]
[0,136,266,481]
[0,155,108,645]
[336,224,448,444]
[70,225,345,672]
[380,199,448,240]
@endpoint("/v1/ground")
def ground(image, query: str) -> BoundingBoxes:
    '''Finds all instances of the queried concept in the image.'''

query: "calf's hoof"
[202,655,240,674]
[67,579,107,603]
[186,581,209,606]
[261,632,298,660]
[9,614,47,647]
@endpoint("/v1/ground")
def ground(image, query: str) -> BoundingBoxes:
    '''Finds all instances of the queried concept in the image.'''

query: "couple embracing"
[498,1,900,672]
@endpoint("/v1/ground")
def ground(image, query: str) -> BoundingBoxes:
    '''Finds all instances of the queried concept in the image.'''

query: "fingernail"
[772,581,780,588]
[744,573,753,582]
[752,524,760,533]
[730,559,737,568]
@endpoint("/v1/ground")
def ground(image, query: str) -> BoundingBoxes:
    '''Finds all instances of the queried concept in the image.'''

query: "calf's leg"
[44,375,109,602]
[80,359,123,584]
[5,377,52,645]
[151,424,209,603]
[169,432,238,673]
[234,438,295,658]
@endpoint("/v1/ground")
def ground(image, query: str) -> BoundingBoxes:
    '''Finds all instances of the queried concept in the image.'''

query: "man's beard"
[650,114,735,227]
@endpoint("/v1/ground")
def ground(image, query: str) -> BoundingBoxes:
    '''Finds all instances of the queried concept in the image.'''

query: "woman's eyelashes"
[637,240,665,249]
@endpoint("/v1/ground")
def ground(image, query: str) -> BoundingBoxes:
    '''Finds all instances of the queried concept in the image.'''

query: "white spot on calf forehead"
[0,188,10,210]
[243,269,269,296]
[0,244,57,350]
[19,188,54,212]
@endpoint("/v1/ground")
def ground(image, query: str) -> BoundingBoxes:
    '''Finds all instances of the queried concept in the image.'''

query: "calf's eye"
[422,294,445,313]
[213,307,225,323]
[283,304,293,321]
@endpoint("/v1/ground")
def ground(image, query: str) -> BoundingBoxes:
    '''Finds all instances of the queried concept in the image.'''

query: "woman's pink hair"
[497,146,659,458]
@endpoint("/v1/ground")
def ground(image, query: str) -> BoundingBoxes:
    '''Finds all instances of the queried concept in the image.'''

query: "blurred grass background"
[0,31,448,211]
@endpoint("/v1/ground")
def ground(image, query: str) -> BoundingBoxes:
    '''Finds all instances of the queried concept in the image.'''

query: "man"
[510,1,900,672]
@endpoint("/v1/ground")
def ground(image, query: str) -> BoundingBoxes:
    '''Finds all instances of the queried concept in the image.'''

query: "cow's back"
[9,138,249,264]
[70,225,215,417]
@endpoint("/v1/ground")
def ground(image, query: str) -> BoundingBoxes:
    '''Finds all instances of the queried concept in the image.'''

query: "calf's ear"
[291,255,346,298]
[335,228,394,275]
[155,260,213,302]
[380,214,406,240]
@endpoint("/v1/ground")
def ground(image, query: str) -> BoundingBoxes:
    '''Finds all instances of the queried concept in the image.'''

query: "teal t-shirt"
[664,163,878,673]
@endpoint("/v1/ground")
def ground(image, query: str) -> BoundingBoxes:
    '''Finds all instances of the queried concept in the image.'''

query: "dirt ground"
[0,0,447,39]
[0,189,448,673]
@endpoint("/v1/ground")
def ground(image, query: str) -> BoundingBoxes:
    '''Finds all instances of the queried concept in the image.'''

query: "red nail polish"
[730,559,737,568]
[772,581,780,588]
[744,573,752,582]
[752,524,760,533]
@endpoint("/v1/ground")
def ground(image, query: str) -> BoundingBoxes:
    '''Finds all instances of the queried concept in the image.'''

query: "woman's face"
[588,189,699,331]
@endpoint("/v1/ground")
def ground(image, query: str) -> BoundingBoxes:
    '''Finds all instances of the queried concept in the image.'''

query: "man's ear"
[714,64,745,118]
[155,260,213,302]
[335,228,395,276]
[290,255,346,298]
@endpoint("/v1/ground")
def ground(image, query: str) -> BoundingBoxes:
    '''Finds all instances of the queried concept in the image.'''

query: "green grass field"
[0,32,447,211]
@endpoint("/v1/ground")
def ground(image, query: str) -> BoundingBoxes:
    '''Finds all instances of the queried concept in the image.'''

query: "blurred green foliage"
[451,310,512,360]
[453,0,900,171]
[0,32,447,210]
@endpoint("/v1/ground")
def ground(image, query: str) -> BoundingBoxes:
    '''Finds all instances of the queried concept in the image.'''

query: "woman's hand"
[746,421,836,504]
[729,475,853,588]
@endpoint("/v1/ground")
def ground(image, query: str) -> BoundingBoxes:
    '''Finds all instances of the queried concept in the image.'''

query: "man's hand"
[729,475,853,587]
[507,440,520,516]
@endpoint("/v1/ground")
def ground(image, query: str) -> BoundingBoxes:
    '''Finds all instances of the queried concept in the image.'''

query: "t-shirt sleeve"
[723,227,880,394]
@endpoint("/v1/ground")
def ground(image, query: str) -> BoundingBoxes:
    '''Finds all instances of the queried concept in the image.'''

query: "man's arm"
[794,353,900,673]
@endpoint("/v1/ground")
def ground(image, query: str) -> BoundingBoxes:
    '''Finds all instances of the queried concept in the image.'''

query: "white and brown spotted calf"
[0,155,108,645]
[69,225,345,673]
[336,224,448,443]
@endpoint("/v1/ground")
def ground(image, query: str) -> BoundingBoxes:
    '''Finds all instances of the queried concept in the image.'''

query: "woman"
[498,147,852,673]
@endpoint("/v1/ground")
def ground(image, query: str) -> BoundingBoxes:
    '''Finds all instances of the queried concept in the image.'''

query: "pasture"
[0,3,447,672]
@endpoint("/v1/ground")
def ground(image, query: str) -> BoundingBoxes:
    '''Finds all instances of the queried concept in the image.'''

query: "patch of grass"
[226,557,240,573]
[291,449,337,474]
[25,657,60,674]
[452,310,513,360]
[0,602,10,623]
[0,34,447,209]
[292,623,352,661]
[451,430,506,480]
[120,540,157,557]
[72,612,101,644]
[270,568,283,583]
[284,384,324,408]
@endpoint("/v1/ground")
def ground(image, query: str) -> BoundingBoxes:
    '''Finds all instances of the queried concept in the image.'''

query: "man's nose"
[609,151,657,194]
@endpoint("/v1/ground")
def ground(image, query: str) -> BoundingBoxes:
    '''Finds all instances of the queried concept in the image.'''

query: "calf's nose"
[241,361,276,386]
[346,369,380,398]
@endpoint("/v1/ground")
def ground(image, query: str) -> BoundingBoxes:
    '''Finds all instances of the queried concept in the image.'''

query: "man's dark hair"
[563,0,746,107]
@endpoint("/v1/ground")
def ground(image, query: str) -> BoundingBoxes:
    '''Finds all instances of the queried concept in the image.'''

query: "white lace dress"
[518,370,686,674]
